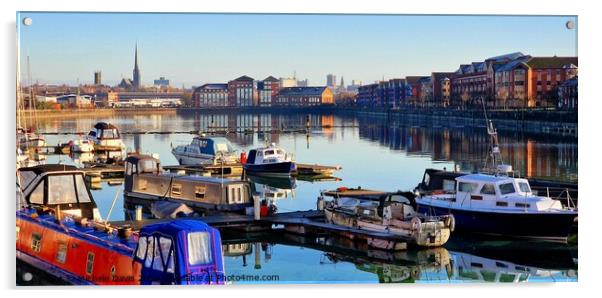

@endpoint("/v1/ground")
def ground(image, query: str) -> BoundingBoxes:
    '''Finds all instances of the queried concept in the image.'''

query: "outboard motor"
[133,220,225,285]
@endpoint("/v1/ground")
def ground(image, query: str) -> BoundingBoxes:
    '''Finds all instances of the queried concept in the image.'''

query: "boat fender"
[447,215,455,232]
[411,217,422,234]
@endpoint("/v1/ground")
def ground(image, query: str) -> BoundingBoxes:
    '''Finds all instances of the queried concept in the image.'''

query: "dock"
[163,163,243,177]
[296,163,342,177]
[110,209,409,250]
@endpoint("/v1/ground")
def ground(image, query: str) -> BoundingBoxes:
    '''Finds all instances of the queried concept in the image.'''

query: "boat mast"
[482,101,503,174]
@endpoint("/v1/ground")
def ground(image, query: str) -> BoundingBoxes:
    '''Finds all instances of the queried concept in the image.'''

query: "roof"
[263,76,279,82]
[139,219,212,237]
[279,86,329,96]
[525,57,578,69]
[18,164,79,175]
[495,57,531,72]
[418,76,432,84]
[485,52,525,62]
[195,83,228,91]
[404,76,423,84]
[94,122,118,130]
[456,173,513,183]
[232,75,254,82]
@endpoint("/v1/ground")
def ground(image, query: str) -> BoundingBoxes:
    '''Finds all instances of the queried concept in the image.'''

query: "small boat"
[70,139,95,153]
[414,118,577,242]
[243,143,297,177]
[321,188,454,248]
[172,135,238,166]
[17,127,46,151]
[16,164,225,285]
[86,122,126,152]
[124,154,254,212]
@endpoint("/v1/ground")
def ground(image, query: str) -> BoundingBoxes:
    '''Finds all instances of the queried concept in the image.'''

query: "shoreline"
[19,106,577,136]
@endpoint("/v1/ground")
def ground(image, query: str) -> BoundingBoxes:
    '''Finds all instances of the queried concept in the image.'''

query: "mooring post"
[253,195,260,220]
[135,205,142,221]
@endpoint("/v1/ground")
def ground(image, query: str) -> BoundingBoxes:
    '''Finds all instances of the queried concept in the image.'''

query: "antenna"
[481,100,503,174]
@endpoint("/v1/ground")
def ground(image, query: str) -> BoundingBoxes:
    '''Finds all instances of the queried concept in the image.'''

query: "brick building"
[558,76,578,110]
[257,76,280,107]
[192,84,229,107]
[228,75,255,107]
[276,87,334,106]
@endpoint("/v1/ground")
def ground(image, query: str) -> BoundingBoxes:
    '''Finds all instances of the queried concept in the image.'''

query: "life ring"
[411,217,422,234]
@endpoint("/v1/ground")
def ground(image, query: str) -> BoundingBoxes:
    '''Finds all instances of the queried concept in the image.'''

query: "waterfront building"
[280,77,298,88]
[154,76,170,87]
[192,84,229,108]
[94,71,101,85]
[430,72,454,107]
[404,76,424,106]
[228,75,256,107]
[558,76,578,110]
[132,44,141,91]
[418,76,432,106]
[357,83,378,106]
[56,94,93,107]
[297,79,309,87]
[494,56,578,107]
[257,76,280,107]
[276,86,334,106]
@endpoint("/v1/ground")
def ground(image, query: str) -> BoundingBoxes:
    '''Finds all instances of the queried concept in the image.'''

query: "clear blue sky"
[17,12,577,87]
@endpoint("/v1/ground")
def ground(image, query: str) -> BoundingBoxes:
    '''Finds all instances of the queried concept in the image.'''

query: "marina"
[16,111,578,284]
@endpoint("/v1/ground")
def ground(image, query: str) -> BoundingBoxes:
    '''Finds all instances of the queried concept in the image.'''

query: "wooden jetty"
[297,163,342,177]
[80,164,125,184]
[110,209,410,251]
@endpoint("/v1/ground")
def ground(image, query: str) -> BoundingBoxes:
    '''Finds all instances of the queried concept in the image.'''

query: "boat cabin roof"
[93,122,119,130]
[125,154,158,164]
[19,164,79,175]
[456,173,524,185]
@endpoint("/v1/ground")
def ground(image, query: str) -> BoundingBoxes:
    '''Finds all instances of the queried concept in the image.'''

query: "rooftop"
[279,86,329,96]
[525,57,579,69]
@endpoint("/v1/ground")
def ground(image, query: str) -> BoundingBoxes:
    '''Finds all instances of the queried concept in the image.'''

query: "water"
[27,111,578,284]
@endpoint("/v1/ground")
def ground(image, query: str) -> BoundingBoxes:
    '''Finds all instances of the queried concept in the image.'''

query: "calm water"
[28,111,578,283]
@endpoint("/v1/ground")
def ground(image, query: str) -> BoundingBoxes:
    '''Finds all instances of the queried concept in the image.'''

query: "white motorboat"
[172,135,238,165]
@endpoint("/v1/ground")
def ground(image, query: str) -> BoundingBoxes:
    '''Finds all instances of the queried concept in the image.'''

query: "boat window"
[31,233,42,253]
[18,170,36,190]
[276,150,284,155]
[518,182,531,193]
[56,241,67,263]
[499,183,516,195]
[48,175,78,205]
[153,237,174,272]
[102,129,119,139]
[496,201,508,207]
[126,163,132,175]
[136,236,148,260]
[29,182,44,205]
[215,143,229,152]
[390,194,411,205]
[171,184,182,196]
[515,203,530,208]
[88,130,96,137]
[145,237,155,268]
[443,179,455,191]
[86,252,95,275]
[188,232,213,265]
[140,159,157,173]
[257,151,263,157]
[195,186,206,199]
[424,173,431,186]
[480,184,496,195]
[75,175,92,203]
[458,182,477,193]
[264,150,275,156]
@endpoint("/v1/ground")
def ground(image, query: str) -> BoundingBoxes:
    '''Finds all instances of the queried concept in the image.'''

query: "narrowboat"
[243,143,297,177]
[172,135,238,166]
[415,173,577,242]
[16,165,225,285]
[321,188,454,248]
[124,154,254,212]
[86,122,126,152]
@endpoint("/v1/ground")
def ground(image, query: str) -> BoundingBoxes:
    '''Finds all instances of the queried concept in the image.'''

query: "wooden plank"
[322,189,387,197]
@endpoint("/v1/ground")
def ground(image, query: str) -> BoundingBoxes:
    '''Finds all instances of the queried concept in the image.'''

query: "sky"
[17,12,578,88]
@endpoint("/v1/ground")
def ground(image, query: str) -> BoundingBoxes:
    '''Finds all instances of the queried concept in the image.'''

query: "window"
[171,183,182,196]
[480,184,496,195]
[459,182,477,193]
[75,175,91,203]
[499,183,516,195]
[56,242,67,263]
[48,175,78,205]
[496,201,508,207]
[443,179,456,191]
[86,252,95,275]
[31,233,42,253]
[518,182,531,193]
[195,186,206,199]
[264,150,275,156]
[188,232,213,265]
[136,236,148,260]
[29,182,44,204]
[515,203,531,208]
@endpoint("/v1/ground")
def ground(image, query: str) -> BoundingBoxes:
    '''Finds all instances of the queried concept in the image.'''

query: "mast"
[482,100,503,174]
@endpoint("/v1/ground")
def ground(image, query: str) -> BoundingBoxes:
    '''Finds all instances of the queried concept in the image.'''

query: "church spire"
[133,43,141,90]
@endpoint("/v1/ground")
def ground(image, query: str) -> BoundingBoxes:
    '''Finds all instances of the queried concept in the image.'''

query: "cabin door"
[124,161,137,192]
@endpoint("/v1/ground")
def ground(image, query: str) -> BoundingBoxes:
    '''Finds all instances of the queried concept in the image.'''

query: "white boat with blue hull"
[416,173,577,242]
[172,135,238,166]
[244,143,297,177]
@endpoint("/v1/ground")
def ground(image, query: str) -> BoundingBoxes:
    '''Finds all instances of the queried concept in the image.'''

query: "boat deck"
[163,163,244,177]
[296,163,341,177]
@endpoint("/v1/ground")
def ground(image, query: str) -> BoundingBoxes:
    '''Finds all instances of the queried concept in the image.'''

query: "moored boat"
[86,122,126,152]
[16,164,225,285]
[172,135,238,166]
[243,143,297,177]
[321,188,454,248]
[124,154,254,212]
[70,139,95,153]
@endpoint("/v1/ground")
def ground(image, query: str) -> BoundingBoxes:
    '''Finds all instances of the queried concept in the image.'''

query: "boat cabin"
[124,154,253,212]
[323,189,418,221]
[247,145,291,165]
[191,136,234,156]
[416,168,464,194]
[88,122,121,140]
[451,174,564,211]
[17,165,100,220]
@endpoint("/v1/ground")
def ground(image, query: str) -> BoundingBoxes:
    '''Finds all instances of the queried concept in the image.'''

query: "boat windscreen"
[48,175,78,205]
[215,142,231,152]
[188,232,213,266]
[337,197,361,207]
[17,170,37,190]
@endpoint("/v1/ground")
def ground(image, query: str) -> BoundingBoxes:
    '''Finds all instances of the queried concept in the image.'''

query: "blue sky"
[17,12,577,87]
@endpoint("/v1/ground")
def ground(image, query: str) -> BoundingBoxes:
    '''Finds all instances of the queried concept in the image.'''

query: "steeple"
[132,43,141,90]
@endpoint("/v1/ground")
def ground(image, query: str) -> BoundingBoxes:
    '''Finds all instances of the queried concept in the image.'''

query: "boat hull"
[243,161,297,177]
[417,203,577,242]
